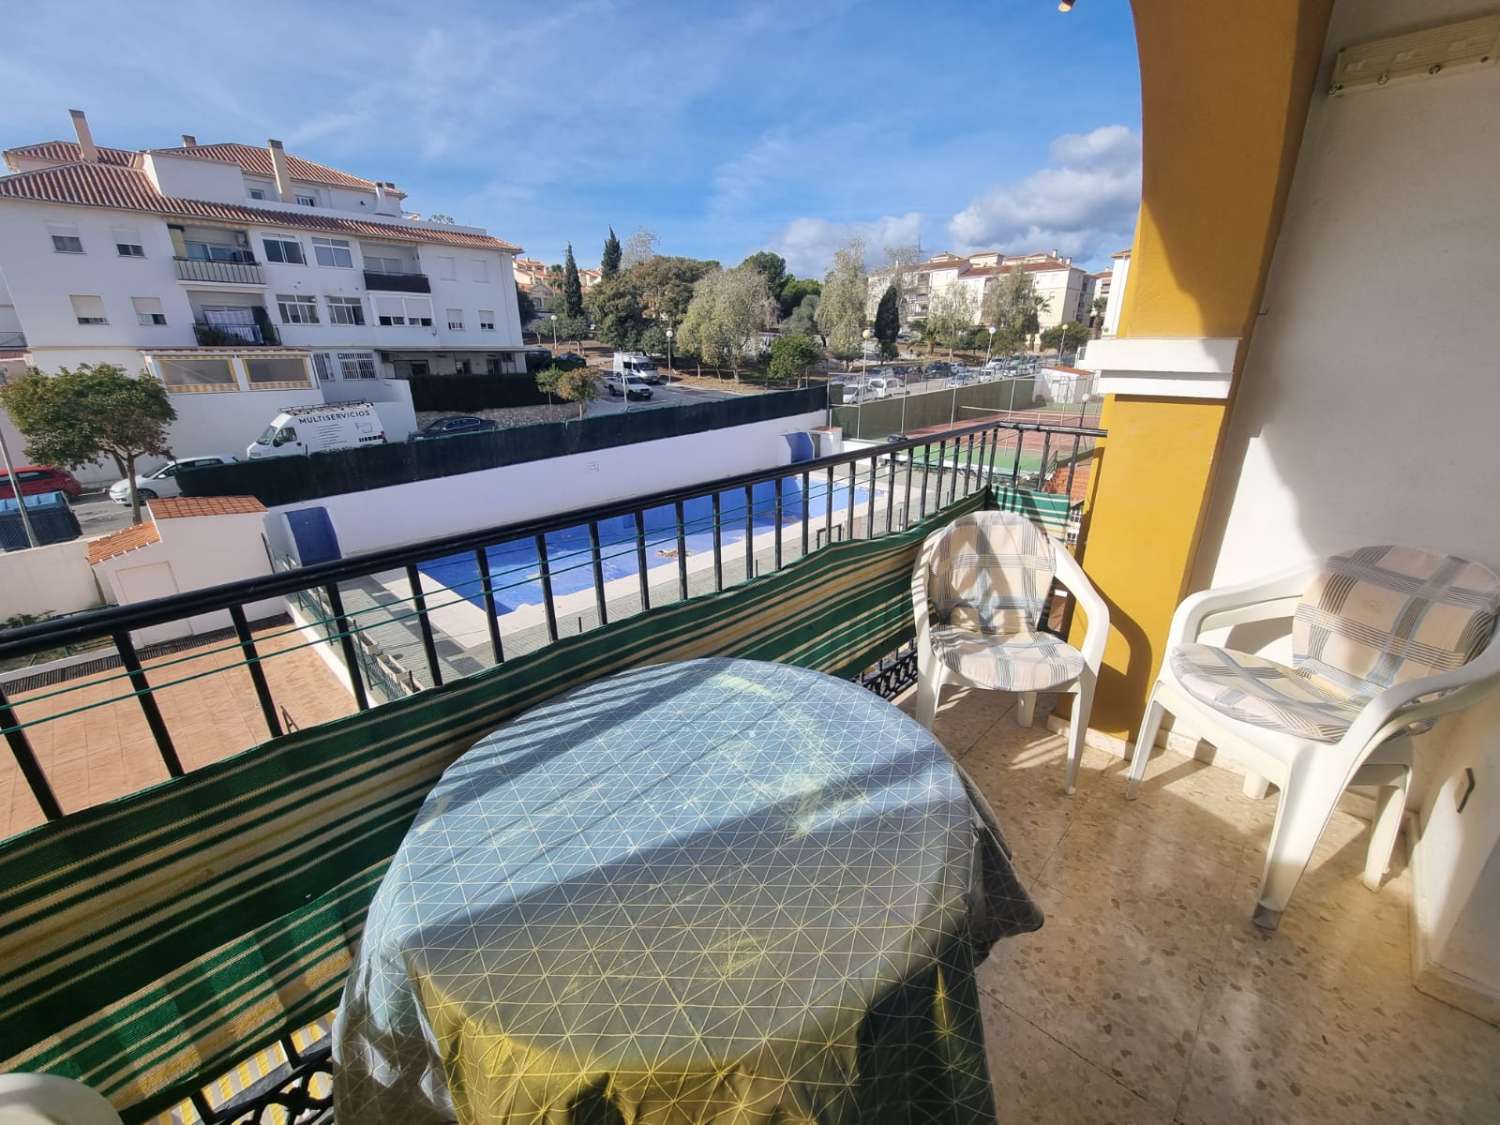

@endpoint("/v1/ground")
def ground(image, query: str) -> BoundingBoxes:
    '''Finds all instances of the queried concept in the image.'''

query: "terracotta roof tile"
[151,495,266,519]
[87,522,160,564]
[147,142,406,195]
[0,162,519,252]
[3,140,138,170]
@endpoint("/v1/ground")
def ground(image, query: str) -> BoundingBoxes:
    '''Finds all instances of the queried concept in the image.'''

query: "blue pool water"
[419,477,869,615]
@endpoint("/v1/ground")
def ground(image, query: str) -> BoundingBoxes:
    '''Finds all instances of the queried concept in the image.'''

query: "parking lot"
[585,380,733,416]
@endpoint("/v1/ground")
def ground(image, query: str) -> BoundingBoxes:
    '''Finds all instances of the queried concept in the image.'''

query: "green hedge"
[178,386,829,508]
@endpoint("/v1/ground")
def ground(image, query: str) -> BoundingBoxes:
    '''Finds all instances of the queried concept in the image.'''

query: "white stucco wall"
[1193,0,1500,1008]
[0,537,103,620]
[265,409,828,560]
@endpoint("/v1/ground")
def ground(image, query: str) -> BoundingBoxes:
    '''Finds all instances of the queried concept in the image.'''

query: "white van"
[612,351,664,384]
[247,401,387,459]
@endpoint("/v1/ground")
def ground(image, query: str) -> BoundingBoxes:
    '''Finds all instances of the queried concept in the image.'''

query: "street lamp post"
[665,326,674,381]
[549,313,558,349]
[985,325,997,365]
[0,423,38,550]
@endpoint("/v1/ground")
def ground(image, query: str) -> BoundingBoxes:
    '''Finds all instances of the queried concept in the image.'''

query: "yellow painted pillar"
[1074,0,1333,741]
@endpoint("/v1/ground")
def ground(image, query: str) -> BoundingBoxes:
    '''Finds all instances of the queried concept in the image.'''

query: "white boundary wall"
[0,538,103,620]
[265,410,826,560]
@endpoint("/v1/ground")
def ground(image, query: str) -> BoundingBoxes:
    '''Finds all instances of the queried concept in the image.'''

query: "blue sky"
[1,0,1142,276]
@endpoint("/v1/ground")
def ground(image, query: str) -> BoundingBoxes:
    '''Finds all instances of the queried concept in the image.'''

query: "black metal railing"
[0,414,1103,823]
[363,269,430,293]
[192,320,281,347]
[176,257,265,285]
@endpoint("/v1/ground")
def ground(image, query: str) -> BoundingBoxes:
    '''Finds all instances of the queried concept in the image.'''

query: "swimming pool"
[418,476,870,615]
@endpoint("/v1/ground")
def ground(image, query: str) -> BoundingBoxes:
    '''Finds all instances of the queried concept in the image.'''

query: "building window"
[455,359,472,376]
[470,259,489,283]
[408,360,430,377]
[158,356,236,391]
[296,194,317,207]
[485,356,503,376]
[276,293,319,324]
[69,295,107,325]
[446,308,464,331]
[132,297,166,326]
[312,237,354,268]
[186,239,251,263]
[246,356,311,387]
[49,223,84,254]
[365,255,405,275]
[404,297,433,326]
[338,351,377,380]
[375,296,405,325]
[263,237,305,265]
[312,352,335,382]
[248,188,266,200]
[113,228,146,257]
[479,309,495,331]
[437,256,457,281]
[327,296,366,325]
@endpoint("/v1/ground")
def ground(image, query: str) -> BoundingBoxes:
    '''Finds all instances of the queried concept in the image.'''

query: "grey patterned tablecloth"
[334,657,1041,1124]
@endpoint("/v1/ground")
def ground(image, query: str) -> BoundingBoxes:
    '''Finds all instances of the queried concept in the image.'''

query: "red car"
[0,465,83,500]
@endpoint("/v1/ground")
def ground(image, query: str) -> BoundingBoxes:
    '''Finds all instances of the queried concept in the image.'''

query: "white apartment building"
[867,249,1091,335]
[1099,248,1131,337]
[0,110,527,476]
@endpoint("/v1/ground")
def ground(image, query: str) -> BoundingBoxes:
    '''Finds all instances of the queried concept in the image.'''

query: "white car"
[108,456,235,505]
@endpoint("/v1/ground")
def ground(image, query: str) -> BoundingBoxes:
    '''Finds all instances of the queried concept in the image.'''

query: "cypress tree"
[562,243,584,318]
[873,284,901,358]
[600,227,622,279]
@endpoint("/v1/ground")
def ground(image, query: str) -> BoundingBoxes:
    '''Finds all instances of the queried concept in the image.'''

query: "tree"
[561,243,584,318]
[0,364,175,525]
[815,239,867,362]
[1040,321,1091,357]
[741,251,787,297]
[982,265,1049,354]
[873,284,901,359]
[775,276,821,320]
[677,265,775,379]
[534,363,564,404]
[926,284,979,359]
[516,284,538,330]
[548,366,599,419]
[785,293,820,340]
[768,334,821,385]
[600,227,622,280]
[584,255,716,349]
[621,228,659,269]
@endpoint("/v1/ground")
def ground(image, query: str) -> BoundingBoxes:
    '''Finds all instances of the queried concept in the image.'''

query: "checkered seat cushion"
[925,512,1085,692]
[1172,546,1500,742]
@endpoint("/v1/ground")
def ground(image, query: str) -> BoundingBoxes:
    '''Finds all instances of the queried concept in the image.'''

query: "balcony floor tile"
[901,686,1500,1124]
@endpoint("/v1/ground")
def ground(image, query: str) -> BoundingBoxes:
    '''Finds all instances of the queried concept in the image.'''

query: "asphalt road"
[584,381,732,416]
[73,490,137,537]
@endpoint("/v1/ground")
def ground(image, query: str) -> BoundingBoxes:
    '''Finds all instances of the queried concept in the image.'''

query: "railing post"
[475,547,504,664]
[674,500,688,601]
[711,492,724,591]
[405,564,444,688]
[323,584,370,711]
[588,520,608,626]
[230,604,283,739]
[773,478,783,571]
[824,466,834,546]
[800,470,811,558]
[535,534,559,643]
[0,684,62,820]
[845,462,857,540]
[634,510,650,611]
[743,483,754,580]
[113,630,185,776]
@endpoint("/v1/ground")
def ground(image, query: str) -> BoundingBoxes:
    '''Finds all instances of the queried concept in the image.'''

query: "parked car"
[924,362,953,377]
[864,377,896,399]
[0,465,81,501]
[411,415,500,442]
[107,457,233,505]
[612,352,664,384]
[554,352,588,370]
[605,373,654,401]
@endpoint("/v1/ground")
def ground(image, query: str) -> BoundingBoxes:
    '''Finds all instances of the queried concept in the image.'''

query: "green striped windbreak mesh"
[0,491,984,1124]
[991,484,1076,539]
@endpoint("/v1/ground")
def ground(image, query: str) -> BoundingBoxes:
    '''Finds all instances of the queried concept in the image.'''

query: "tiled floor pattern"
[2,621,354,836]
[898,686,1500,1124]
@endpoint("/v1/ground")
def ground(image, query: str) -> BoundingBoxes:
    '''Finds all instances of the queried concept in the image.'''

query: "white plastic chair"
[1127,546,1500,930]
[0,1073,123,1124]
[912,510,1108,793]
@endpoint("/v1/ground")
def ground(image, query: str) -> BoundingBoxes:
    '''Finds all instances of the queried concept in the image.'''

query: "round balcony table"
[333,657,1041,1124]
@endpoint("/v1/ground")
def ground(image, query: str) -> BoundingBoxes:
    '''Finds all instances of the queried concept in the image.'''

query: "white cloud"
[769,212,924,278]
[947,125,1140,265]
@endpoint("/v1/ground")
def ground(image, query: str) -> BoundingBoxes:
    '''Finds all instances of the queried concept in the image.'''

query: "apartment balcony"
[192,318,280,346]
[363,269,431,293]
[174,256,265,286]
